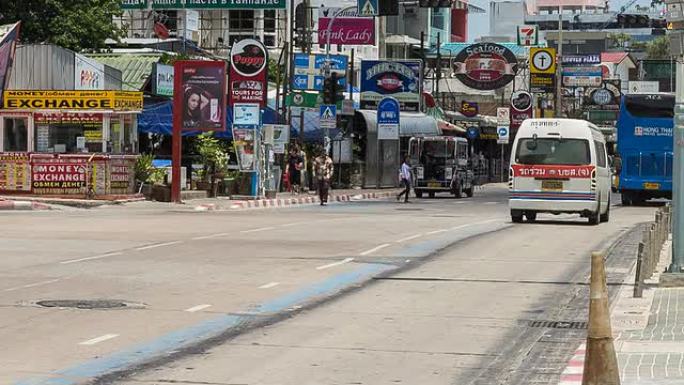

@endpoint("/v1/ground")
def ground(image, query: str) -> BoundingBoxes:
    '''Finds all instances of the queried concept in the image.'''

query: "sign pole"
[670,55,684,272]
[555,4,563,118]
[171,62,183,204]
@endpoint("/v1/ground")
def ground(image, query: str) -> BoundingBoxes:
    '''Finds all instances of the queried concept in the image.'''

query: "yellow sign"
[530,48,556,75]
[3,90,143,111]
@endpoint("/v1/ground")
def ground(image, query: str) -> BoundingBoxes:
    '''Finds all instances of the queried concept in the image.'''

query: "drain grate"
[528,320,587,329]
[36,300,129,309]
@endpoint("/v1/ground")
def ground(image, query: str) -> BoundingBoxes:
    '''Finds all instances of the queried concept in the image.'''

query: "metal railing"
[634,205,672,297]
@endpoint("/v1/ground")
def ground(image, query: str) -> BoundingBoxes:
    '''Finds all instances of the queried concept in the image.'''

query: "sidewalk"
[559,235,684,385]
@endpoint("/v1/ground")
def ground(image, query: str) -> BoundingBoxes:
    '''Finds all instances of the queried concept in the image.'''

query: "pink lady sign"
[318,8,375,46]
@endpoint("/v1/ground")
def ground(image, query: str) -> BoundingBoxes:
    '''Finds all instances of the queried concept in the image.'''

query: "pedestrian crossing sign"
[358,0,377,16]
[320,104,337,129]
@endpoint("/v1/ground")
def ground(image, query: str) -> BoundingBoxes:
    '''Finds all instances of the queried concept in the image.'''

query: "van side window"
[594,140,607,168]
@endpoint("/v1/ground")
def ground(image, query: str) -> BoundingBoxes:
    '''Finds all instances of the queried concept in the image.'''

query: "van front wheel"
[511,211,524,223]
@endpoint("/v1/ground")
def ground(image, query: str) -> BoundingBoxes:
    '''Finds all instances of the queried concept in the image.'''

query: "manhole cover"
[36,300,129,309]
[528,320,587,329]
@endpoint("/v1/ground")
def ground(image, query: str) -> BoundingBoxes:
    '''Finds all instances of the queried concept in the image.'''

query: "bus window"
[515,138,590,165]
[625,94,675,118]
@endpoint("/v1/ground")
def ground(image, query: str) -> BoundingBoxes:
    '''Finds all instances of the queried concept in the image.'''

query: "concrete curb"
[193,192,396,211]
[0,195,146,209]
[0,200,52,211]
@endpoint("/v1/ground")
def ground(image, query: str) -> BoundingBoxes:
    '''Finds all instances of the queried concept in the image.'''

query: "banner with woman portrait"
[173,60,227,132]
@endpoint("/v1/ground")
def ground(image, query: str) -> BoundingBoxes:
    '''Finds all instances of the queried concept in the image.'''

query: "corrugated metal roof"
[427,42,542,59]
[86,54,161,91]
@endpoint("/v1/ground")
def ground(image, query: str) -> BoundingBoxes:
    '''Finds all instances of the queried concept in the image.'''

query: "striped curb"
[0,200,52,211]
[559,343,586,385]
[193,192,396,211]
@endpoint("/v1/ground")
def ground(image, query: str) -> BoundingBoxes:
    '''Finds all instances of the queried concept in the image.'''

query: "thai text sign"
[360,60,422,112]
[3,90,143,111]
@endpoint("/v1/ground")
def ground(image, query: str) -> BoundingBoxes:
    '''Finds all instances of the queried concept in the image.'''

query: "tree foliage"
[0,0,125,52]
[647,36,671,60]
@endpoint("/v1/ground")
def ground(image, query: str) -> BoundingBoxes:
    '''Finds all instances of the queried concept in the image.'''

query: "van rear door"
[511,137,596,200]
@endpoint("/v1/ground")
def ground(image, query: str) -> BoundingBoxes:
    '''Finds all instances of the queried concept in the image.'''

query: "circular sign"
[498,127,509,136]
[293,93,304,106]
[511,91,532,112]
[230,39,267,78]
[592,88,613,106]
[452,43,518,91]
[531,50,553,72]
[466,126,480,140]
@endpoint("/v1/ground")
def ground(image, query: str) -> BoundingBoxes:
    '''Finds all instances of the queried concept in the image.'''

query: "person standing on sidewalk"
[313,147,334,205]
[286,145,304,194]
[396,156,412,203]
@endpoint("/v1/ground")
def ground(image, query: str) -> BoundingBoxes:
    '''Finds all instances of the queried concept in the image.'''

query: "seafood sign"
[360,60,422,112]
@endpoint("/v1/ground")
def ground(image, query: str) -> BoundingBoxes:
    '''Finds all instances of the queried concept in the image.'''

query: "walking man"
[397,156,412,203]
[313,147,334,205]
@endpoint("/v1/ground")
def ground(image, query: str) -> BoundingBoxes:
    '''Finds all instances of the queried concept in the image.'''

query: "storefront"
[0,90,143,197]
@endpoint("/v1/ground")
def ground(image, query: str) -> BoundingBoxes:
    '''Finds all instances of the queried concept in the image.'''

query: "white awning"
[356,110,440,137]
[385,35,422,46]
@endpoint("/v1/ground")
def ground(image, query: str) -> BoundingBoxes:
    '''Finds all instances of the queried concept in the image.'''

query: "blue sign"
[358,0,378,16]
[320,104,337,129]
[377,97,400,140]
[466,126,479,140]
[360,60,422,112]
[293,53,348,91]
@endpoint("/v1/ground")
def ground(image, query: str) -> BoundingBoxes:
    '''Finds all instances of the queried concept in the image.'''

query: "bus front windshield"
[515,138,590,165]
[422,140,455,159]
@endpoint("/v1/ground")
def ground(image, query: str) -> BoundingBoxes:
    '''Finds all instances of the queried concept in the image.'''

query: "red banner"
[229,39,268,107]
[32,158,87,190]
[511,164,595,179]
[318,17,375,45]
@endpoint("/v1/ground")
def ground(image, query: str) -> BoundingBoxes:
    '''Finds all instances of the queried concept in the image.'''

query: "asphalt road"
[0,185,657,385]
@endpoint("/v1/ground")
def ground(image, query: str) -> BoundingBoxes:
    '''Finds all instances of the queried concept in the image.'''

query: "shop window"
[154,11,178,32]
[264,10,276,33]
[3,118,28,152]
[264,35,276,47]
[34,113,104,154]
[229,10,255,32]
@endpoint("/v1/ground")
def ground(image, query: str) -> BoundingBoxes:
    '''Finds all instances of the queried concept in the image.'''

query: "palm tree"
[647,36,671,60]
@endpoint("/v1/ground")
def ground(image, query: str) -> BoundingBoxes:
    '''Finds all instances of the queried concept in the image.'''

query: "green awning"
[87,54,162,91]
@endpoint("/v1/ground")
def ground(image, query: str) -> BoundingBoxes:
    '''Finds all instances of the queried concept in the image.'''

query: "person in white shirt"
[396,156,412,203]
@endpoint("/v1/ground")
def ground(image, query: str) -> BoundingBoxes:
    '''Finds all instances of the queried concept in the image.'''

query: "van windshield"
[422,140,455,159]
[515,138,591,165]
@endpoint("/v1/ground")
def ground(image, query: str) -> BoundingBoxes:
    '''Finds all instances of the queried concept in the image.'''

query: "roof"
[601,52,628,64]
[427,42,542,59]
[87,54,162,91]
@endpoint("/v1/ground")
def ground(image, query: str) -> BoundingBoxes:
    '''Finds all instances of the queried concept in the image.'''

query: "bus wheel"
[525,212,537,222]
[621,193,632,206]
[428,191,436,198]
[511,211,523,223]
[465,187,474,197]
[415,190,423,198]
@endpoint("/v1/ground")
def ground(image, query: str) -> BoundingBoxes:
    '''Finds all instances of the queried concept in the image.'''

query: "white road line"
[60,252,123,265]
[280,222,306,228]
[484,202,499,205]
[240,227,275,234]
[136,241,182,251]
[184,304,212,313]
[395,233,422,243]
[426,229,448,235]
[359,243,391,256]
[258,282,280,289]
[79,334,119,346]
[191,233,229,240]
[3,278,62,292]
[316,257,355,270]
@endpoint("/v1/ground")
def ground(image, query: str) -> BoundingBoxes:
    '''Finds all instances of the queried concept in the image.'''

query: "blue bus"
[615,93,674,205]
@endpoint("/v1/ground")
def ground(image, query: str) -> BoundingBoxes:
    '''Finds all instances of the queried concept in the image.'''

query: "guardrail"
[634,205,672,298]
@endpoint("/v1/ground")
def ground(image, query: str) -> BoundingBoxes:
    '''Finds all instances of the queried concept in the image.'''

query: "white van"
[509,119,611,225]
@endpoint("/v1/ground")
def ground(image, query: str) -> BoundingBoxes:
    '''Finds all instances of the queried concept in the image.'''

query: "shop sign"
[562,54,601,66]
[0,152,30,192]
[460,100,478,117]
[292,53,348,91]
[152,0,286,9]
[84,130,103,143]
[530,47,556,93]
[34,112,104,129]
[173,60,227,131]
[32,158,87,191]
[452,43,518,91]
[318,8,375,46]
[3,90,143,111]
[0,22,21,107]
[152,63,174,97]
[75,54,104,90]
[229,38,268,107]
[584,80,621,111]
[110,158,133,190]
[360,60,422,112]
[562,66,602,88]
[510,90,533,129]
[121,0,148,8]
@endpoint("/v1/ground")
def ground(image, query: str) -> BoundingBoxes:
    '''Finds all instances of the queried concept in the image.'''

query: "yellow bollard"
[582,252,621,385]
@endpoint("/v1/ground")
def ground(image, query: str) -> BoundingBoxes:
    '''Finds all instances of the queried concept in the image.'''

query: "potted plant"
[195,133,229,197]
[134,154,168,199]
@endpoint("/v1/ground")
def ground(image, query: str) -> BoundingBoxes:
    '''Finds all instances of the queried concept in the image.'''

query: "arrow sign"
[359,0,378,16]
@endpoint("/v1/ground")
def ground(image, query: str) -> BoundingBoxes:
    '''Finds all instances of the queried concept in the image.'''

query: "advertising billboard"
[452,43,518,91]
[318,8,375,46]
[360,60,422,112]
[173,60,227,132]
[74,54,105,90]
[229,38,268,107]
[0,22,20,107]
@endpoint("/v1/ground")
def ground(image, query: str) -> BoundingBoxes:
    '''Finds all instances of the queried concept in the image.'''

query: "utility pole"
[436,32,441,98]
[671,54,684,273]
[555,3,563,118]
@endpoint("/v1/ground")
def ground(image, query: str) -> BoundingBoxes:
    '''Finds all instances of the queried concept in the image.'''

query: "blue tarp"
[138,101,281,139]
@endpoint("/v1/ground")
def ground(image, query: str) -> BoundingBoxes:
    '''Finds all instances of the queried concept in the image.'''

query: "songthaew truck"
[408,136,475,198]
